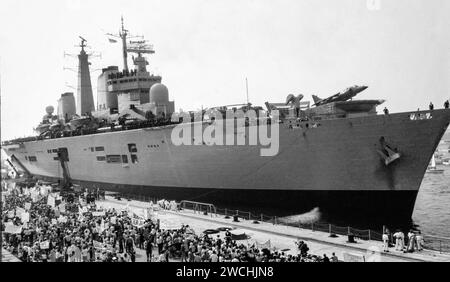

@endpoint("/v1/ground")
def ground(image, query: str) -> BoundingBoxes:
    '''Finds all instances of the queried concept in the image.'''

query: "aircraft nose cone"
[360,86,368,91]
[355,86,368,93]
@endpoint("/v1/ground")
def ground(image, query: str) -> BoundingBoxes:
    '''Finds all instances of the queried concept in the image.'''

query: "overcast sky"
[1,0,449,140]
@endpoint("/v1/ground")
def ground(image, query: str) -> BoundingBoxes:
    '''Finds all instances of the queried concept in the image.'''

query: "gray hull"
[5,109,450,224]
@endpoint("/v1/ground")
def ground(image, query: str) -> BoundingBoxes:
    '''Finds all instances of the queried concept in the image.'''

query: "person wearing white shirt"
[415,231,424,251]
[394,231,401,251]
[399,231,405,251]
[382,232,389,252]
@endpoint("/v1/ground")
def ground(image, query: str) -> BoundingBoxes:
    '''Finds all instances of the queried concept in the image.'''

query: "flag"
[108,38,117,43]
[47,195,55,207]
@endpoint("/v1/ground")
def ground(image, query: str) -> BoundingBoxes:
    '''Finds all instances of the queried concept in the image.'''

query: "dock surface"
[100,196,450,262]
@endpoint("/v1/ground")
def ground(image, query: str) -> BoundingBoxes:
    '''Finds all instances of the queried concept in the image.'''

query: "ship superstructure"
[2,19,450,227]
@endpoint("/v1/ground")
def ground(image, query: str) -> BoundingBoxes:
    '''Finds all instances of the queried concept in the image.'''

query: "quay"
[100,196,450,262]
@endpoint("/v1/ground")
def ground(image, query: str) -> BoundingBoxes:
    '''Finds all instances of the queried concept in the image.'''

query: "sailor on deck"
[415,231,424,251]
[394,230,405,251]
[429,102,434,111]
[407,230,416,252]
[445,100,449,109]
[382,232,389,252]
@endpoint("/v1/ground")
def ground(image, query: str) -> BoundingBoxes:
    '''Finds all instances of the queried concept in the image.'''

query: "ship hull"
[34,174,419,227]
[4,109,450,226]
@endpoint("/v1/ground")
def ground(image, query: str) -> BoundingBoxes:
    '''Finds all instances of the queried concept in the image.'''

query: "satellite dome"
[149,83,169,104]
[45,105,55,115]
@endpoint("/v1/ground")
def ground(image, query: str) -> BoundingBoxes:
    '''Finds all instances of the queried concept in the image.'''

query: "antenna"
[64,51,77,58]
[245,77,250,106]
[127,41,155,55]
[77,36,90,51]
[63,66,77,73]
[65,82,76,90]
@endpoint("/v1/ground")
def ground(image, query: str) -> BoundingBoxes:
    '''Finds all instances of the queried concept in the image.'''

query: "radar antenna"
[78,36,87,51]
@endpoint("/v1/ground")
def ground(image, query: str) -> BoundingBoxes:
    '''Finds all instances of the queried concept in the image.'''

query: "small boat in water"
[427,155,444,174]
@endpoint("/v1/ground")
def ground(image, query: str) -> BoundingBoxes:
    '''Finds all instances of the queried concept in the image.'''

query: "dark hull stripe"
[35,175,418,228]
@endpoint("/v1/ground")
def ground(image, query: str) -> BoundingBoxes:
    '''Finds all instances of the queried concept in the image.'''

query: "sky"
[1,0,449,140]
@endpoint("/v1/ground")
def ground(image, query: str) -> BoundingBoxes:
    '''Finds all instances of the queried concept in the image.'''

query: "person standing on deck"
[382,232,389,252]
[429,102,434,110]
[399,231,405,252]
[445,100,449,109]
[415,231,424,251]
[407,230,416,253]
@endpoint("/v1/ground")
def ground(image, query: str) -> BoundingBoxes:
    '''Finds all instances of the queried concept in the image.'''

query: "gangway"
[57,148,72,191]
[179,200,217,216]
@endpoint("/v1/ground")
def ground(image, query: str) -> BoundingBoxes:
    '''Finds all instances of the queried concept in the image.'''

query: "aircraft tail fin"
[265,102,277,113]
[312,95,322,105]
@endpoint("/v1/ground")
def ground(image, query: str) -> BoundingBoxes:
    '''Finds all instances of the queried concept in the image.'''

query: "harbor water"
[413,138,450,238]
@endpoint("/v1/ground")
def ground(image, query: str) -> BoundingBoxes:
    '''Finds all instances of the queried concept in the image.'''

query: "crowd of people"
[2,182,338,263]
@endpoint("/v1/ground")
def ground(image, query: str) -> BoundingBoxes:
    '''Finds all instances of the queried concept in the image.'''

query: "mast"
[107,17,145,72]
[120,16,129,72]
[76,36,95,116]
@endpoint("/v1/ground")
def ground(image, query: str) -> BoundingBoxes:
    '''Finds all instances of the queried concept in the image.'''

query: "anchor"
[377,137,401,166]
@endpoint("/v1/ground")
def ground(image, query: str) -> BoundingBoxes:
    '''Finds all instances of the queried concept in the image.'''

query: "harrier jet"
[312,85,368,106]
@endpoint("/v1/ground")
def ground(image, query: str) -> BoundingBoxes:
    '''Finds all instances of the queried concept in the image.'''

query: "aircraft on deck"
[312,85,368,106]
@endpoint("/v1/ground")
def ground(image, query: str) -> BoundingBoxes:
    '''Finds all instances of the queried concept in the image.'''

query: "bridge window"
[95,146,104,152]
[128,143,137,153]
[122,155,128,163]
[106,155,122,163]
[96,156,106,161]
[131,154,138,164]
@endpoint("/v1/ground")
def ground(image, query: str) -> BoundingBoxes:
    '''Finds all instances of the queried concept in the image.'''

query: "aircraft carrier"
[2,19,450,226]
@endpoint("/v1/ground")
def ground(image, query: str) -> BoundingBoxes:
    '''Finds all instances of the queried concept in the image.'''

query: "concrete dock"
[99,196,450,262]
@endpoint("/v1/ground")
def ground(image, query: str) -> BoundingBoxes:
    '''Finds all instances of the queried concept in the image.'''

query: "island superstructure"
[2,19,450,226]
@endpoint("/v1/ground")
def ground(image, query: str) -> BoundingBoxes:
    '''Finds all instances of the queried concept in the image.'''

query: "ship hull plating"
[35,175,419,226]
[4,109,450,225]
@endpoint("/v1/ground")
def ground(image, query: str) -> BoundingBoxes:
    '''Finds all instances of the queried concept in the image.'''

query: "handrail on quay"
[179,200,217,216]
